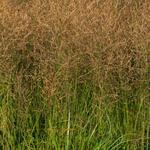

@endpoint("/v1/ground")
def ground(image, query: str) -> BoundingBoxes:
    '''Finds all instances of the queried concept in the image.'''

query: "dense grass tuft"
[0,0,150,149]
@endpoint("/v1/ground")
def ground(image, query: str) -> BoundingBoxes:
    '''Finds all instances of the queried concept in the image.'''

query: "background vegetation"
[0,0,150,149]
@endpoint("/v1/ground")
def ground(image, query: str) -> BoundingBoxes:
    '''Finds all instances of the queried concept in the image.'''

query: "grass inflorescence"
[0,0,150,149]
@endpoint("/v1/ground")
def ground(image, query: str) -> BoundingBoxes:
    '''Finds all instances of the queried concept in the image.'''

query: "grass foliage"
[0,0,150,149]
